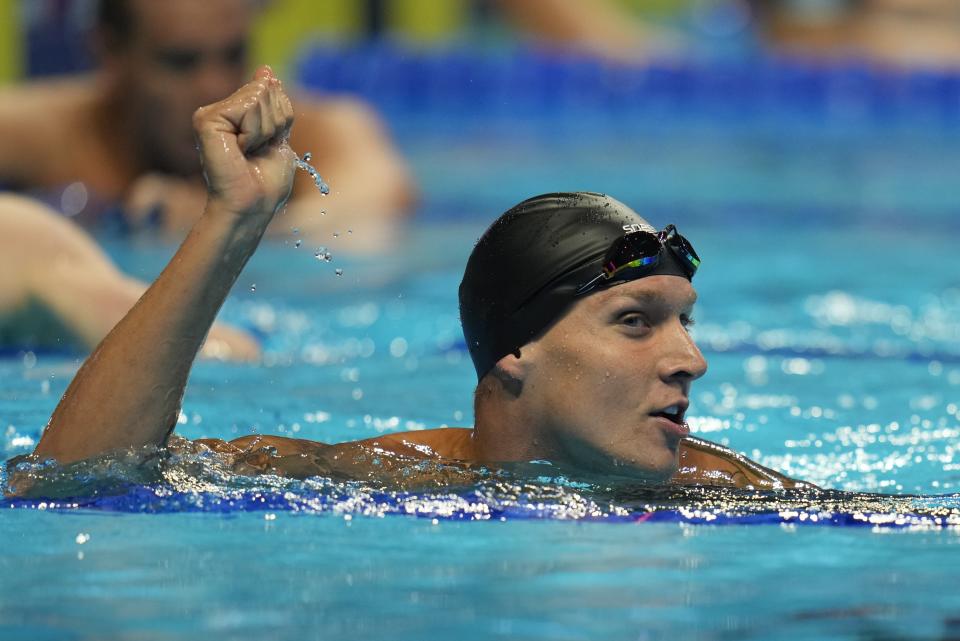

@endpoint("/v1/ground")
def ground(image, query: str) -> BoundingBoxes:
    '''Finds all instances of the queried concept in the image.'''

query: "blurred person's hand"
[124,173,208,235]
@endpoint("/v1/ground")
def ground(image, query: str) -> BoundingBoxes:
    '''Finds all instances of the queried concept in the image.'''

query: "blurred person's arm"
[0,193,260,361]
[497,0,682,63]
[750,0,960,67]
[856,0,960,67]
[24,65,294,468]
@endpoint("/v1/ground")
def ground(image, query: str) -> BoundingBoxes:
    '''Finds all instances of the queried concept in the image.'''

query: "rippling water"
[4,120,960,638]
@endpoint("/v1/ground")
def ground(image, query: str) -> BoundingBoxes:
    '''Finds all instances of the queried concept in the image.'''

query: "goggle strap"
[575,272,606,296]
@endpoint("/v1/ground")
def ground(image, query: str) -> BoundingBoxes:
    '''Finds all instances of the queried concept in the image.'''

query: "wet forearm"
[34,201,270,464]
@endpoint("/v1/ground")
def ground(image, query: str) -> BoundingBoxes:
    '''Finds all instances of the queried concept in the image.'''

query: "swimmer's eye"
[222,41,248,67]
[619,313,652,333]
[156,49,201,73]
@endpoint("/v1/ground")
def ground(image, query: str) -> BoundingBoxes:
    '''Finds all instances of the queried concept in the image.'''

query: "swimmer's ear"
[491,348,529,398]
[495,348,525,378]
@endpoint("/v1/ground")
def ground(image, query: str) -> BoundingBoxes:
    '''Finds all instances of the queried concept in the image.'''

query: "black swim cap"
[459,192,691,381]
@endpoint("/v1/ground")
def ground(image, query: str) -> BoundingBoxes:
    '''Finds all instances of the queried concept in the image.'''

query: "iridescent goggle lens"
[576,224,700,296]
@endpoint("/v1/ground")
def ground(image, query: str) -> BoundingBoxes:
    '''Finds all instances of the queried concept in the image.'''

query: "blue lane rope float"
[297,42,960,132]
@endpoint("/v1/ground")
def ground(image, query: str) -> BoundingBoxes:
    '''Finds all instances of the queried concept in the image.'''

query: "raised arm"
[30,66,295,465]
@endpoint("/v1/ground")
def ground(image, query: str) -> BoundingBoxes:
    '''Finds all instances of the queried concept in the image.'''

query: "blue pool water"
[4,51,960,639]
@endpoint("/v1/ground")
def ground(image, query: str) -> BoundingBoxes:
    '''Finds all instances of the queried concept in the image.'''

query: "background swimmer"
[6,66,810,497]
[0,0,413,246]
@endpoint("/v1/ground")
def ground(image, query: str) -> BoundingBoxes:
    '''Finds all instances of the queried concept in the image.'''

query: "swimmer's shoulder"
[290,91,382,134]
[198,434,324,456]
[673,435,814,490]
[287,90,415,211]
[0,76,125,193]
[0,78,93,178]
[287,90,396,162]
[351,427,475,460]
[202,427,475,460]
[194,429,476,483]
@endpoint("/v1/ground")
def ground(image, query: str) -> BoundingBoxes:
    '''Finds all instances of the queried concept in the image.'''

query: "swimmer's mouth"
[650,402,688,426]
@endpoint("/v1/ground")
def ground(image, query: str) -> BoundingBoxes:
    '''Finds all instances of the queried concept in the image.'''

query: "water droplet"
[291,227,299,235]
[294,239,302,248]
[335,268,343,276]
[314,248,333,262]
[333,232,339,238]
[320,210,326,216]
[294,151,330,195]
[347,229,353,234]
[250,283,257,292]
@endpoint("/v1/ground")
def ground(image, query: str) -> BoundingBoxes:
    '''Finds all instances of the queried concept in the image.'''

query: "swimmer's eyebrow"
[606,289,697,310]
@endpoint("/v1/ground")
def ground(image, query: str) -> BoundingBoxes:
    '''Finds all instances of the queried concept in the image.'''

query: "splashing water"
[6,441,960,527]
[294,151,330,195]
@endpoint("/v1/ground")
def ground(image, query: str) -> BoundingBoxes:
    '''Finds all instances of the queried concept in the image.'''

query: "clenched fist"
[193,65,296,220]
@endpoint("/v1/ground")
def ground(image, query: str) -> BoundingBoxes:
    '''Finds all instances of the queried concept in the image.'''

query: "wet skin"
[4,67,806,499]
[501,276,707,480]
[189,433,801,491]
[190,276,804,490]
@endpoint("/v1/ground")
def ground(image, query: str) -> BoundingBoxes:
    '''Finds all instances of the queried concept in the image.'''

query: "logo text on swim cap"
[622,223,655,233]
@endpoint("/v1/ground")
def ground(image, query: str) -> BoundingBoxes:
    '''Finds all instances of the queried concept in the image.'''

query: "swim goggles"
[575,224,700,296]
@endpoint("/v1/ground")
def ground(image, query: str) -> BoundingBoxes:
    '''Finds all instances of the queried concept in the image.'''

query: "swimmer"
[495,0,683,64]
[6,66,810,498]
[0,193,259,362]
[0,0,413,247]
[750,0,960,68]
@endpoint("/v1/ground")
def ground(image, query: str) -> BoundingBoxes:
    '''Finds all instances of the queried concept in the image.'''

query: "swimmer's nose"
[660,320,708,385]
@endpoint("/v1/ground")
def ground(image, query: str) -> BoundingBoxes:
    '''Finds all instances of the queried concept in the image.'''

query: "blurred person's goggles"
[575,224,700,296]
